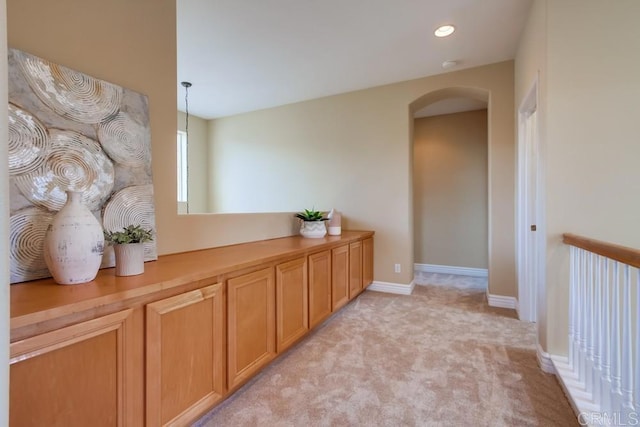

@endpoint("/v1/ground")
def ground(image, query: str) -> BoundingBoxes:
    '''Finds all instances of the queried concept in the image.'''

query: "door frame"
[516,77,544,323]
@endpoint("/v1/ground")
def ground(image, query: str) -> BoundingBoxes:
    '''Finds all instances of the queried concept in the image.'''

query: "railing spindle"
[574,247,583,374]
[580,248,588,383]
[561,234,640,418]
[634,269,640,412]
[612,261,622,412]
[569,245,577,370]
[621,265,633,411]
[593,254,603,403]
[600,258,612,413]
[585,252,595,393]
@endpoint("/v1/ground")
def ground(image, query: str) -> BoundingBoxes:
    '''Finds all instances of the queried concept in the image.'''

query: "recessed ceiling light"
[434,25,455,38]
[442,60,458,69]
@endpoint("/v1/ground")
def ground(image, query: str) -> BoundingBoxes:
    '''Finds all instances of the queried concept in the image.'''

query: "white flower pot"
[43,191,104,285]
[300,221,327,238]
[114,243,145,276]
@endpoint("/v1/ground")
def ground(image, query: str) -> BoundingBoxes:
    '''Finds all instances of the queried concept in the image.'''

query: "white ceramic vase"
[300,220,327,238]
[113,243,145,276]
[43,190,104,285]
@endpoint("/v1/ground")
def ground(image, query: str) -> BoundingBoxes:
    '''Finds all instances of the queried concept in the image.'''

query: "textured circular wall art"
[9,47,157,284]
[14,130,115,212]
[103,184,157,260]
[98,111,151,167]
[15,49,122,124]
[9,207,55,284]
[8,103,50,176]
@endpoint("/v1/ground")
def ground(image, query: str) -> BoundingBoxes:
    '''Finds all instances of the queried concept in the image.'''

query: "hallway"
[196,274,576,426]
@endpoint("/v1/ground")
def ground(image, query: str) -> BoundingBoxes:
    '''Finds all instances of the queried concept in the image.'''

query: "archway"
[409,87,491,292]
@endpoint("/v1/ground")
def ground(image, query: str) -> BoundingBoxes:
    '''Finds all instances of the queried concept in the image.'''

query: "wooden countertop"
[11,231,374,335]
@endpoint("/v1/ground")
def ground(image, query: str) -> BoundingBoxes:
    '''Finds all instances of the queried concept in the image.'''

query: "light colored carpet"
[194,273,577,426]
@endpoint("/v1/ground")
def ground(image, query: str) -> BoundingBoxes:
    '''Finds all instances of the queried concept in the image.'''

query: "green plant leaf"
[294,208,328,221]
[104,224,154,245]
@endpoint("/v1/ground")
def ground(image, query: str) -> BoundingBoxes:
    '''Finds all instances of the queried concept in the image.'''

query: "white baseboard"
[551,355,600,417]
[414,263,488,278]
[536,344,555,374]
[367,280,415,295]
[487,293,517,310]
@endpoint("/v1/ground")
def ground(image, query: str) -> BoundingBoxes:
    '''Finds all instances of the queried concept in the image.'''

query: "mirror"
[175,8,493,216]
[177,110,327,214]
[177,98,488,215]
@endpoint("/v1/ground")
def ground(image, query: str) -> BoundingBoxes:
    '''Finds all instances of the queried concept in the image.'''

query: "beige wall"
[6,1,516,295]
[209,62,515,293]
[177,111,209,213]
[209,111,336,213]
[413,110,488,269]
[1,0,9,421]
[516,0,640,354]
[6,0,295,260]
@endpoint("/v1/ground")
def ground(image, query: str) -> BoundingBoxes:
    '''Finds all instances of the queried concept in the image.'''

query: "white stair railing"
[555,234,640,426]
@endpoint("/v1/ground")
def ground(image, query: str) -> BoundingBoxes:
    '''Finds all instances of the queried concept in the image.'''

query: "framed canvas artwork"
[7,48,157,284]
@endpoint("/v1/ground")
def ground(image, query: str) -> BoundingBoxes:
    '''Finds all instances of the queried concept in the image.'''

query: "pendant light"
[181,81,192,213]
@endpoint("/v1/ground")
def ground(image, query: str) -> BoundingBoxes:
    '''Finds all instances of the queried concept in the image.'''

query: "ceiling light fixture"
[434,25,455,38]
[442,60,458,69]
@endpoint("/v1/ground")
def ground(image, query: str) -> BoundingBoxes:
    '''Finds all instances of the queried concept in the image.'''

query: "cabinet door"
[146,282,225,426]
[349,240,363,299]
[227,267,276,389]
[276,257,308,353]
[10,309,135,427]
[332,245,349,310]
[363,237,374,288]
[308,250,332,328]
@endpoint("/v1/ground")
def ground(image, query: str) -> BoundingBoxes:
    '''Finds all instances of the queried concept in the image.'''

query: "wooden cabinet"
[146,281,225,426]
[227,267,276,389]
[363,237,374,288]
[349,241,363,299]
[308,250,332,328]
[276,257,308,353]
[10,309,135,426]
[331,245,349,310]
[10,231,374,426]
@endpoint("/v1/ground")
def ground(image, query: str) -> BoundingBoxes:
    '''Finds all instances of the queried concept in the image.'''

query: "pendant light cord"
[181,81,192,214]
[183,83,190,137]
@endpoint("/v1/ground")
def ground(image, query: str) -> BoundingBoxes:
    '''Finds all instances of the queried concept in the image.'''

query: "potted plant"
[295,209,328,238]
[104,224,154,276]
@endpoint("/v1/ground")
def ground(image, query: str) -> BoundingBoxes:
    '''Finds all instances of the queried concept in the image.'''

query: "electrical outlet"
[394,263,401,273]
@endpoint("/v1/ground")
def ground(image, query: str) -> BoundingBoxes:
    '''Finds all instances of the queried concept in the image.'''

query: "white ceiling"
[177,0,532,119]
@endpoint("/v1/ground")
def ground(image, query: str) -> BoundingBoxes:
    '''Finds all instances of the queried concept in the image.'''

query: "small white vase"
[43,190,104,285]
[328,226,342,236]
[114,243,145,276]
[300,221,327,238]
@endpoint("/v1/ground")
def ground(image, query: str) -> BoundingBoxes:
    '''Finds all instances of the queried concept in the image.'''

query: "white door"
[517,82,540,323]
